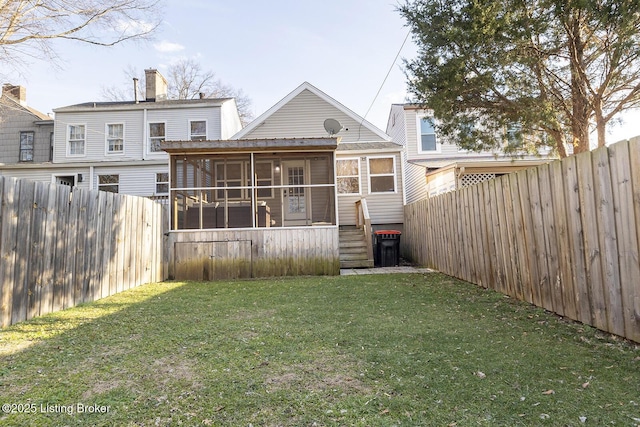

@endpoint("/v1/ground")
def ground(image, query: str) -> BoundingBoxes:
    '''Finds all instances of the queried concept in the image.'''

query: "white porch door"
[282,160,309,226]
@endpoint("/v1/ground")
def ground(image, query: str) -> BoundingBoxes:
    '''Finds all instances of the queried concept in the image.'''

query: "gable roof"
[0,93,50,121]
[232,82,391,142]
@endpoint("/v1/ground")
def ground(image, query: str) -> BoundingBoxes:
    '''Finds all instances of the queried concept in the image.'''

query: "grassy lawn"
[0,273,638,426]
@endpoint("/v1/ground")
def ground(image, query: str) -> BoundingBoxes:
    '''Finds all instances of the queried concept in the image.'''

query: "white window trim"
[188,119,208,141]
[105,122,125,156]
[147,121,167,157]
[416,114,441,154]
[66,123,87,157]
[155,172,169,195]
[336,157,362,196]
[97,174,120,193]
[367,155,397,194]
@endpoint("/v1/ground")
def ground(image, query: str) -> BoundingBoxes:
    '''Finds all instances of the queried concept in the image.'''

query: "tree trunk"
[567,12,591,155]
[594,99,607,147]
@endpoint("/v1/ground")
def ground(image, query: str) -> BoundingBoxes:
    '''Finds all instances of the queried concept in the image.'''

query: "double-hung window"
[68,124,85,156]
[417,116,439,153]
[156,172,169,194]
[189,120,207,141]
[368,157,396,193]
[19,131,34,162]
[106,123,124,154]
[148,122,165,153]
[98,174,119,193]
[336,158,360,195]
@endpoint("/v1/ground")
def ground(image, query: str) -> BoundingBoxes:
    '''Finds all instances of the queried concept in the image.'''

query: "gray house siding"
[0,99,53,165]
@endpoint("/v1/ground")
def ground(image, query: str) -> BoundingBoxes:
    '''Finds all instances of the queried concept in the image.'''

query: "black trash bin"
[374,230,401,267]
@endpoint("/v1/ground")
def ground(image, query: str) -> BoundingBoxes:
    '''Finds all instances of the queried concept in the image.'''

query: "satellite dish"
[323,118,343,136]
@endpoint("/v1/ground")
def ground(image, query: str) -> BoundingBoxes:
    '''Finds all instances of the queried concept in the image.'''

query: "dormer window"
[417,116,440,153]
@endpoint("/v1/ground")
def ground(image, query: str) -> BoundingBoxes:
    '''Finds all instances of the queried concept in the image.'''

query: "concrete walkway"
[340,266,435,275]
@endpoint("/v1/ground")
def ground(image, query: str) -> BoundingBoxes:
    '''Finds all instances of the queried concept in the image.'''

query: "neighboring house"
[387,104,554,203]
[162,82,405,279]
[0,84,53,165]
[0,69,243,198]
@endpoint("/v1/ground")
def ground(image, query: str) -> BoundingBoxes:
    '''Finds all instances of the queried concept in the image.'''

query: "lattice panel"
[460,173,496,188]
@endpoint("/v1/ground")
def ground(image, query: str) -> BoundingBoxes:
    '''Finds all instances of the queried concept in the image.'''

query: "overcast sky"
[2,0,637,141]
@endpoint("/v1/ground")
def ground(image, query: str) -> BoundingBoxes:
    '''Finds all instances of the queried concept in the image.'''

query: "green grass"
[0,273,638,426]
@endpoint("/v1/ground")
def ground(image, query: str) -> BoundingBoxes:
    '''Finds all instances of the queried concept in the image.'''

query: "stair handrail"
[355,199,374,262]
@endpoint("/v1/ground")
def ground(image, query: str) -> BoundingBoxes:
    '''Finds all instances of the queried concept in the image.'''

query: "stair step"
[339,240,367,248]
[340,249,368,257]
[340,253,369,261]
[339,227,373,268]
[340,259,375,269]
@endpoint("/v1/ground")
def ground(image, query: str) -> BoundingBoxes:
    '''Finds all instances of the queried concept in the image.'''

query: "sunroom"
[161,138,340,280]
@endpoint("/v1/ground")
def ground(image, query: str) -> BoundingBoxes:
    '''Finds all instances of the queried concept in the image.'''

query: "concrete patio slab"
[340,266,435,275]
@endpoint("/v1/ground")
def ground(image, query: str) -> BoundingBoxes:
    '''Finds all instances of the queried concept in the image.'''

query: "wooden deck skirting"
[403,138,640,343]
[168,226,340,280]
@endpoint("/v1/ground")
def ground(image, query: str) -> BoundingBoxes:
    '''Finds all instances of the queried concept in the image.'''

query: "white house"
[387,104,554,203]
[0,69,243,198]
[162,82,405,278]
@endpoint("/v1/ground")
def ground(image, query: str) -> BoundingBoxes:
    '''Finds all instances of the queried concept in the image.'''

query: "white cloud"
[154,41,186,53]
[114,19,156,36]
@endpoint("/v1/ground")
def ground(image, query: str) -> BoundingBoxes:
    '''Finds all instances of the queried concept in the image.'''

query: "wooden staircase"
[339,226,374,269]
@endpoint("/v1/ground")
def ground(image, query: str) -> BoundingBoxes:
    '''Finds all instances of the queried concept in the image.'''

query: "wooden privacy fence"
[404,138,640,343]
[0,176,164,328]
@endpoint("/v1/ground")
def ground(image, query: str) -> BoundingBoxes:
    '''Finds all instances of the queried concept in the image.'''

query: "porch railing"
[355,199,374,262]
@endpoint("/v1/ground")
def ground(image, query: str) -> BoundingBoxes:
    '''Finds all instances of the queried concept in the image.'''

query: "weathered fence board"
[0,176,165,328]
[403,139,640,343]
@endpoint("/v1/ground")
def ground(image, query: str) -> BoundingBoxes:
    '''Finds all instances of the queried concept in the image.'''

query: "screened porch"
[164,139,338,231]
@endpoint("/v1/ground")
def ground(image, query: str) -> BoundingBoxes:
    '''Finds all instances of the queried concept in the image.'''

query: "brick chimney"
[144,69,168,102]
[2,84,27,106]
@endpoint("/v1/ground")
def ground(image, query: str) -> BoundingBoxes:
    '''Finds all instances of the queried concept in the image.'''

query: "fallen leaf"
[582,382,590,389]
[380,409,390,415]
[542,390,555,395]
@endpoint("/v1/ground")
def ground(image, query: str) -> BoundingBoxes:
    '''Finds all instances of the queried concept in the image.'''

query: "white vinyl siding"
[404,162,429,204]
[237,89,384,143]
[53,105,225,163]
[336,153,403,226]
[93,165,169,197]
[54,111,144,162]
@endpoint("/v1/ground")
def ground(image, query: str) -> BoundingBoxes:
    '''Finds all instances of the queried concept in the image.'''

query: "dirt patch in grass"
[264,352,371,395]
[152,355,202,388]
